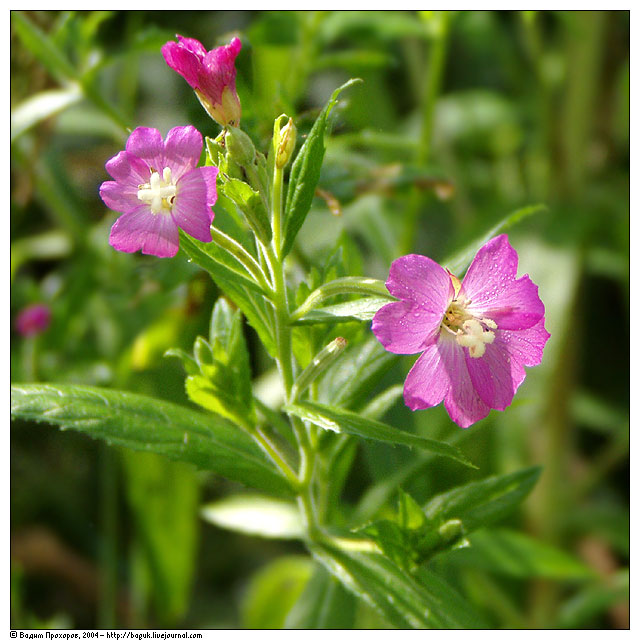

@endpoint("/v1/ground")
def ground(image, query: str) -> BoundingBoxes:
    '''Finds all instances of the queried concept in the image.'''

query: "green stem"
[262,164,320,537]
[210,226,273,296]
[400,11,450,255]
[253,426,300,489]
[271,166,285,260]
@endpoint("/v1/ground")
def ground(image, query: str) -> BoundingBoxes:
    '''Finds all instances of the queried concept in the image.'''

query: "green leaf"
[311,541,477,629]
[413,567,488,629]
[242,556,314,629]
[424,466,541,532]
[291,297,390,325]
[221,176,272,244]
[200,494,303,539]
[122,451,199,624]
[282,79,361,257]
[11,383,292,496]
[290,276,392,322]
[557,569,629,629]
[442,528,595,580]
[285,564,357,629]
[443,204,547,276]
[179,233,275,357]
[319,334,397,410]
[285,401,475,468]
[11,86,83,141]
[12,12,78,83]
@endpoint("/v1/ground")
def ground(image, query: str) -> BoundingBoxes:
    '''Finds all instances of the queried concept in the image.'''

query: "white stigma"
[137,167,177,214]
[455,318,496,358]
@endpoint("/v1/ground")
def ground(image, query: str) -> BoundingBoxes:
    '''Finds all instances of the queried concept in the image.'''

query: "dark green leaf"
[11,383,292,496]
[285,401,475,468]
[179,233,275,357]
[424,466,541,532]
[319,335,397,410]
[122,451,199,624]
[285,564,357,629]
[441,528,595,580]
[311,541,479,629]
[282,79,361,257]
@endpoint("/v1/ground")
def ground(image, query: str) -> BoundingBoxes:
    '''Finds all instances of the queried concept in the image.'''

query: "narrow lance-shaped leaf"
[11,383,292,497]
[179,233,275,357]
[423,466,541,532]
[285,401,476,469]
[311,541,480,629]
[282,79,362,257]
[285,564,357,629]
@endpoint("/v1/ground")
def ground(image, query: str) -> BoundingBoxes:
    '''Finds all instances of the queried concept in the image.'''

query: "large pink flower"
[372,235,550,428]
[162,35,242,127]
[99,126,218,258]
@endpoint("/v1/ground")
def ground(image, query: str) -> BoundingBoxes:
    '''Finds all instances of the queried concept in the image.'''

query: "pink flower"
[162,35,242,127]
[372,235,550,428]
[99,126,218,258]
[16,303,51,336]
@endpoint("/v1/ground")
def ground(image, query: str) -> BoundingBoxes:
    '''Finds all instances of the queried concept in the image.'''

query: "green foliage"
[285,565,357,629]
[424,467,542,533]
[11,9,629,630]
[242,557,314,629]
[11,383,291,496]
[282,79,361,257]
[121,451,200,624]
[286,401,475,468]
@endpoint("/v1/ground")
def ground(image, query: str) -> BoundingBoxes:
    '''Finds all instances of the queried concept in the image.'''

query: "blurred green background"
[11,10,628,629]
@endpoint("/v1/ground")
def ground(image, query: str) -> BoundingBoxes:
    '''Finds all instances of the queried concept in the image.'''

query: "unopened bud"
[292,337,347,399]
[225,126,256,167]
[437,518,464,542]
[275,117,297,169]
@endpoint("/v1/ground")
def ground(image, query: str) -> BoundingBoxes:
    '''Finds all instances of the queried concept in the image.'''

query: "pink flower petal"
[403,340,450,410]
[172,168,217,242]
[99,180,140,214]
[462,235,545,330]
[162,39,202,88]
[105,150,150,185]
[198,37,241,104]
[109,206,180,258]
[372,301,442,355]
[16,303,51,336]
[439,338,491,428]
[465,336,525,411]
[385,254,454,310]
[497,318,550,367]
[163,126,203,180]
[126,127,165,173]
[176,34,207,58]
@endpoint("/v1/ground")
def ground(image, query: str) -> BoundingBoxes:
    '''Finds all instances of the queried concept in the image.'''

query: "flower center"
[137,167,177,214]
[441,299,497,358]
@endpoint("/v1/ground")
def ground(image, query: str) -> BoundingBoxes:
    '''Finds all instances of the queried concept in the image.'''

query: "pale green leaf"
[201,494,303,539]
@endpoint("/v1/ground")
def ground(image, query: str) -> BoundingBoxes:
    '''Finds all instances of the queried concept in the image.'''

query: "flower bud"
[225,126,256,167]
[292,337,347,399]
[15,303,51,337]
[275,117,297,169]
